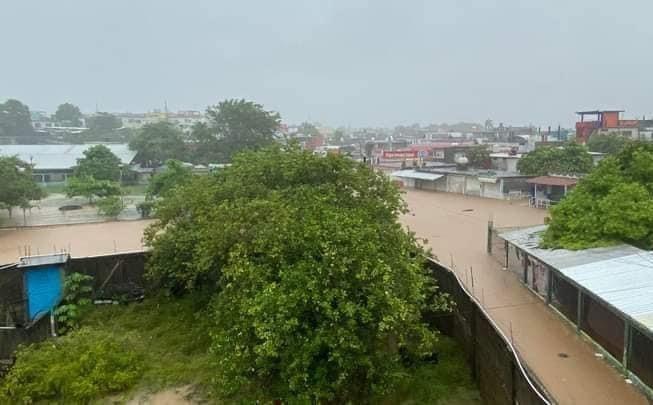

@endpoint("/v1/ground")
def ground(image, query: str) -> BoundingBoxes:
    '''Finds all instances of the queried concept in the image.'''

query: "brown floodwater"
[0,220,154,265]
[400,189,646,405]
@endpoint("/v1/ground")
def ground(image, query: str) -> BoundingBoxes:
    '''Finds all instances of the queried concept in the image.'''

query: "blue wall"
[25,266,63,320]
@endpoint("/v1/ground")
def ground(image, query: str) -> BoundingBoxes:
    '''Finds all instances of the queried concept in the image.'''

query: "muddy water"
[401,189,646,405]
[0,220,154,264]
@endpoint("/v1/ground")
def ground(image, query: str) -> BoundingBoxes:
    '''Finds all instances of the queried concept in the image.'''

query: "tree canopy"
[145,146,448,401]
[587,134,630,155]
[146,159,192,199]
[0,99,33,138]
[86,113,122,132]
[465,145,491,169]
[190,99,280,163]
[54,103,83,127]
[74,145,122,181]
[517,143,592,176]
[0,156,43,216]
[543,142,653,249]
[129,121,186,165]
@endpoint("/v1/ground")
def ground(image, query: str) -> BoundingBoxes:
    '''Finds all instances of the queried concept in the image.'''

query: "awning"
[526,176,578,187]
[390,170,445,181]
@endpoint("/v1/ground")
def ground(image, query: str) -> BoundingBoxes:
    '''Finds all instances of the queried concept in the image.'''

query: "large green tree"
[543,142,653,249]
[517,143,592,176]
[190,99,280,163]
[0,99,33,138]
[129,122,186,165]
[145,146,449,401]
[587,134,630,155]
[465,145,491,169]
[74,145,122,181]
[0,156,43,216]
[54,103,83,127]
[86,112,122,132]
[146,159,192,199]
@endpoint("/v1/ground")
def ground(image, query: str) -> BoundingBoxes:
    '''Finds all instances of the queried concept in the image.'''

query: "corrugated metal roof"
[499,226,653,331]
[526,176,578,187]
[391,170,444,181]
[0,144,137,170]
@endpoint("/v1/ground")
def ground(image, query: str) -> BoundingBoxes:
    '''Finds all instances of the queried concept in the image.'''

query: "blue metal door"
[25,266,63,320]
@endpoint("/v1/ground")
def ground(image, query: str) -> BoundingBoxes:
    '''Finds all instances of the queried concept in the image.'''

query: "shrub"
[96,195,124,217]
[0,329,143,404]
[54,273,94,334]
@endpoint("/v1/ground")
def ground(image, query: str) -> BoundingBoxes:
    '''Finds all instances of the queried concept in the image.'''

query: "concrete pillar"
[623,322,632,369]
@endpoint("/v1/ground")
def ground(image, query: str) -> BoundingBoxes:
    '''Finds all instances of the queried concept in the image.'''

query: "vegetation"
[86,112,122,132]
[54,273,94,334]
[0,99,33,138]
[587,133,630,155]
[190,99,280,163]
[0,156,43,217]
[65,176,121,204]
[129,121,186,165]
[54,103,83,127]
[517,143,592,176]
[465,145,491,169]
[74,144,122,181]
[146,159,193,199]
[0,329,143,404]
[0,295,476,403]
[543,142,653,249]
[146,146,451,402]
[96,195,125,218]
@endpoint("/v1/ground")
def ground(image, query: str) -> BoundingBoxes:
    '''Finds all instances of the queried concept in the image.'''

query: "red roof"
[526,176,578,187]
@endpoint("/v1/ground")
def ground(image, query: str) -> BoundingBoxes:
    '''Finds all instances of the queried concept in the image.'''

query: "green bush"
[54,273,94,334]
[0,329,143,404]
[96,195,124,217]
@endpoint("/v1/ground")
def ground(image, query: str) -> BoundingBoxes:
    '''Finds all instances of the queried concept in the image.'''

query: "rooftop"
[526,176,578,187]
[499,225,653,332]
[0,144,137,170]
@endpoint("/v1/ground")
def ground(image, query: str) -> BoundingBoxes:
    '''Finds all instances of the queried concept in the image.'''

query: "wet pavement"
[401,189,647,405]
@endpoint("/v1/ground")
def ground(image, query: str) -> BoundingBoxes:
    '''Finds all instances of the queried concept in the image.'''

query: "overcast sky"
[2,1,652,127]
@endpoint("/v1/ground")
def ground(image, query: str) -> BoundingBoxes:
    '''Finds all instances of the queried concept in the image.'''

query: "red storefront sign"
[383,150,418,159]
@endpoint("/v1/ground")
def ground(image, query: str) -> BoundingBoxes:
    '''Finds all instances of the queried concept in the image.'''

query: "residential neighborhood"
[1,1,653,404]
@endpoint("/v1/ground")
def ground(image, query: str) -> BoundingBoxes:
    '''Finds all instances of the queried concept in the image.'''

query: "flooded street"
[0,220,153,265]
[401,189,646,405]
[0,189,647,404]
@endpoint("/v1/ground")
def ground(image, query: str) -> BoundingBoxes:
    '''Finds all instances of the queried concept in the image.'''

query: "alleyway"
[401,189,647,404]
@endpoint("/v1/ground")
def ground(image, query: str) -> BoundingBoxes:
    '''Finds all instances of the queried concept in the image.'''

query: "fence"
[489,225,653,398]
[0,251,148,361]
[425,258,551,405]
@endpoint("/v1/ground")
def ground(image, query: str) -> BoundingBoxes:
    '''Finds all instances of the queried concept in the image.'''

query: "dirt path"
[0,220,153,265]
[401,189,647,405]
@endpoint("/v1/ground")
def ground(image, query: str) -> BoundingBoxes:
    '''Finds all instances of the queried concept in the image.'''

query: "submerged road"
[401,189,646,405]
[0,220,153,265]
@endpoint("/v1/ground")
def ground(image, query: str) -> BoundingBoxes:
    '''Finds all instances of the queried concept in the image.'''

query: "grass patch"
[81,295,215,400]
[379,336,480,404]
[40,183,67,195]
[2,296,479,403]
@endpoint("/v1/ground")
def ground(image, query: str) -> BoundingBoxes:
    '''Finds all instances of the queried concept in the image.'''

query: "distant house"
[0,144,137,183]
[490,153,522,173]
[526,175,578,208]
[391,168,531,200]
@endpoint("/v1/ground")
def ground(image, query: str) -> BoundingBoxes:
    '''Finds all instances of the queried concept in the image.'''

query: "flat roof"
[576,110,624,115]
[0,144,137,170]
[526,176,578,187]
[499,226,653,332]
[391,170,444,181]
